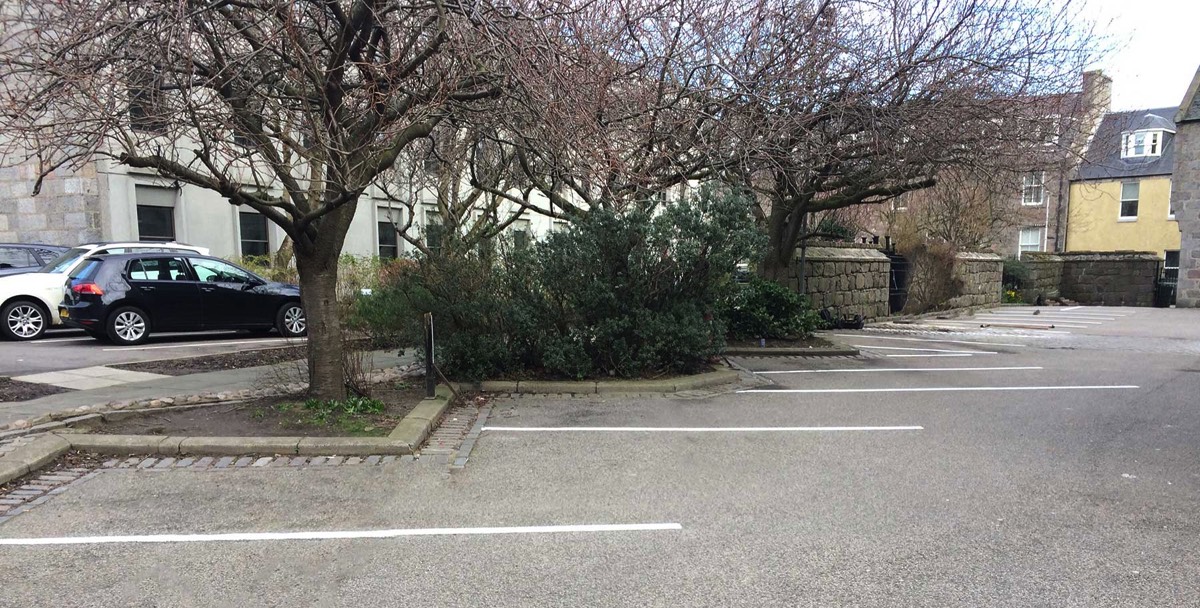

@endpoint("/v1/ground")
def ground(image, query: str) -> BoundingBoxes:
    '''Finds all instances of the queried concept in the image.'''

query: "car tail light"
[71,282,104,296]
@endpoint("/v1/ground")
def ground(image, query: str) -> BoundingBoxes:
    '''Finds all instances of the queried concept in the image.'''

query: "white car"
[0,241,210,341]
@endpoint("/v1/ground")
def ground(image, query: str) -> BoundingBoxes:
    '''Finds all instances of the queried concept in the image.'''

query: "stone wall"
[1174,112,1200,307]
[1055,252,1159,306]
[0,161,104,246]
[946,252,1003,308]
[785,245,890,320]
[1022,252,1064,298]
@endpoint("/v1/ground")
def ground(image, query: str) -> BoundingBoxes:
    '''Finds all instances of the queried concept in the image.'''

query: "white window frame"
[236,210,271,258]
[1119,181,1139,221]
[376,205,403,259]
[1167,180,1176,221]
[1018,226,1043,255]
[1121,130,1164,159]
[1021,171,1046,206]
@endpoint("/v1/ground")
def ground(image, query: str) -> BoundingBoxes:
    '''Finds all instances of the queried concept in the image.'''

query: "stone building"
[1173,66,1200,307]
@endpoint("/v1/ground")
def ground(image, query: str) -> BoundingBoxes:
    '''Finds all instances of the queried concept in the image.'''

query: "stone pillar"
[1173,66,1200,307]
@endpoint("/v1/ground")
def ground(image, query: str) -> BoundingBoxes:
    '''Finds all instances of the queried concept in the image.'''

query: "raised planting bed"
[0,377,73,402]
[110,345,308,376]
[73,384,424,438]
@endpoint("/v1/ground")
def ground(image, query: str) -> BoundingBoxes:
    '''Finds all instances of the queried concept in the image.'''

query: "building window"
[1164,250,1180,281]
[377,207,402,259]
[1120,181,1139,220]
[128,78,166,134]
[239,212,269,257]
[424,207,444,253]
[1021,172,1046,206]
[1121,130,1163,159]
[892,195,908,211]
[511,219,531,250]
[134,185,176,242]
[1018,227,1043,255]
[1168,181,1176,220]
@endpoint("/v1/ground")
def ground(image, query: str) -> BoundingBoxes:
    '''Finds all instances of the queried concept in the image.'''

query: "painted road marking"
[738,385,1138,394]
[103,338,305,352]
[853,345,997,354]
[886,354,976,358]
[484,426,924,432]
[982,311,1120,319]
[755,366,1043,374]
[837,333,1027,348]
[29,337,95,344]
[0,523,683,547]
[975,315,1103,324]
[927,320,1084,330]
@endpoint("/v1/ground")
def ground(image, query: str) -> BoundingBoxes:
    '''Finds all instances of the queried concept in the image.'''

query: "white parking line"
[837,333,1027,348]
[103,338,305,352]
[29,337,95,344]
[975,315,1103,324]
[886,354,976,358]
[983,311,1119,319]
[0,523,683,547]
[484,426,924,432]
[738,385,1138,394]
[853,345,997,354]
[929,320,1084,330]
[755,366,1043,374]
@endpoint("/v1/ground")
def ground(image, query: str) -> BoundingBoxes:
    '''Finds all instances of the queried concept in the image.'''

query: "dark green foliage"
[301,396,386,420]
[719,276,825,340]
[1002,256,1031,290]
[359,186,765,380]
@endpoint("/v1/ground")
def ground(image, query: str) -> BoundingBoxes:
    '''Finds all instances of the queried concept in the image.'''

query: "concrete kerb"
[0,435,71,485]
[450,367,741,395]
[388,386,454,448]
[721,346,860,357]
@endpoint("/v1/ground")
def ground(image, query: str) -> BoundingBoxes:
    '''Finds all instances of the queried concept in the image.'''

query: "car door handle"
[200,286,216,293]
[141,285,156,291]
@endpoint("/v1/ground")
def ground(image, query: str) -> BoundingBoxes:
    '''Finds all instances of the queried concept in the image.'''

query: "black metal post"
[424,313,436,398]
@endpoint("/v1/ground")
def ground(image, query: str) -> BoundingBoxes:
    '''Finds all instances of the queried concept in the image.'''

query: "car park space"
[1,308,1198,606]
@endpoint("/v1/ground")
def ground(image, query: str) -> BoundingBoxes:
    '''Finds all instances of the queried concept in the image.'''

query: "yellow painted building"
[1066,177,1180,256]
[1065,107,1182,270]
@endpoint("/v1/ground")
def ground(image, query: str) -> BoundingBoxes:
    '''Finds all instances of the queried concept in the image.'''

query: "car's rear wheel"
[1,300,47,341]
[276,302,306,338]
[106,306,150,345]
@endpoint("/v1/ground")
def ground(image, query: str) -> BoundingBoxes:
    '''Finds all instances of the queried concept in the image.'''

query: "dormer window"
[1121,130,1163,158]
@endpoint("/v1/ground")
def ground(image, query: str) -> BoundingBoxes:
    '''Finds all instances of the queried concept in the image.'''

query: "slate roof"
[1074,107,1177,181]
[1178,66,1200,123]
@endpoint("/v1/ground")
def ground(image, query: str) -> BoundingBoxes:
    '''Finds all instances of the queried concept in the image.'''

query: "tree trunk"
[295,249,346,401]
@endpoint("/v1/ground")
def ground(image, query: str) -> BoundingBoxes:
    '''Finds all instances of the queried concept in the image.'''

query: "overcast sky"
[1084,0,1199,111]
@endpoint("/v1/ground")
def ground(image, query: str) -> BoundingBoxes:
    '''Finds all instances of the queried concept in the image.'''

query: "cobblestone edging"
[0,364,420,434]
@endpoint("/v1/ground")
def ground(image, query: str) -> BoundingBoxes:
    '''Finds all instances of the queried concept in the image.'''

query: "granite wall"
[1019,251,1159,306]
[0,161,104,246]
[946,252,1003,309]
[783,245,891,320]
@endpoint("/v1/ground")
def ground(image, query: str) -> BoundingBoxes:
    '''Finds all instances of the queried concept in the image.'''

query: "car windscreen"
[39,247,90,274]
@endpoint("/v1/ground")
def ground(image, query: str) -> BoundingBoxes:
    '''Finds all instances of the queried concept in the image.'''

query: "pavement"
[0,329,309,377]
[0,306,1198,606]
[0,350,411,428]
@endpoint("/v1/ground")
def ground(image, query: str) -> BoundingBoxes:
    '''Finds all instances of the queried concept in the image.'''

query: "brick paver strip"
[344,457,362,465]
[364,455,381,465]
[270,457,291,467]
[400,455,414,463]
[100,459,119,468]
[154,458,176,469]
[118,457,140,468]
[252,457,272,467]
[308,457,327,466]
[289,457,307,466]
[324,456,344,466]
[214,457,234,469]
[194,457,215,468]
[175,458,195,468]
[381,456,396,464]
[233,457,253,467]
[136,458,157,469]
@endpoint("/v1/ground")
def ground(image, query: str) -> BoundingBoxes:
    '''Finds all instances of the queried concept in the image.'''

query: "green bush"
[360,186,765,381]
[1002,256,1031,290]
[719,277,823,340]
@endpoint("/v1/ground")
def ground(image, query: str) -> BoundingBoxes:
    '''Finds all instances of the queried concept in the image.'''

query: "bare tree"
[714,0,1101,278]
[0,0,546,398]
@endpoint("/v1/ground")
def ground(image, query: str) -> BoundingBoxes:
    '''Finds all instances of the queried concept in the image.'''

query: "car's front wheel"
[1,300,48,341]
[106,306,150,345]
[276,302,306,338]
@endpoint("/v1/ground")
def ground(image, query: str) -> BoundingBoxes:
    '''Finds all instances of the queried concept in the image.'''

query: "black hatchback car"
[59,253,306,345]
